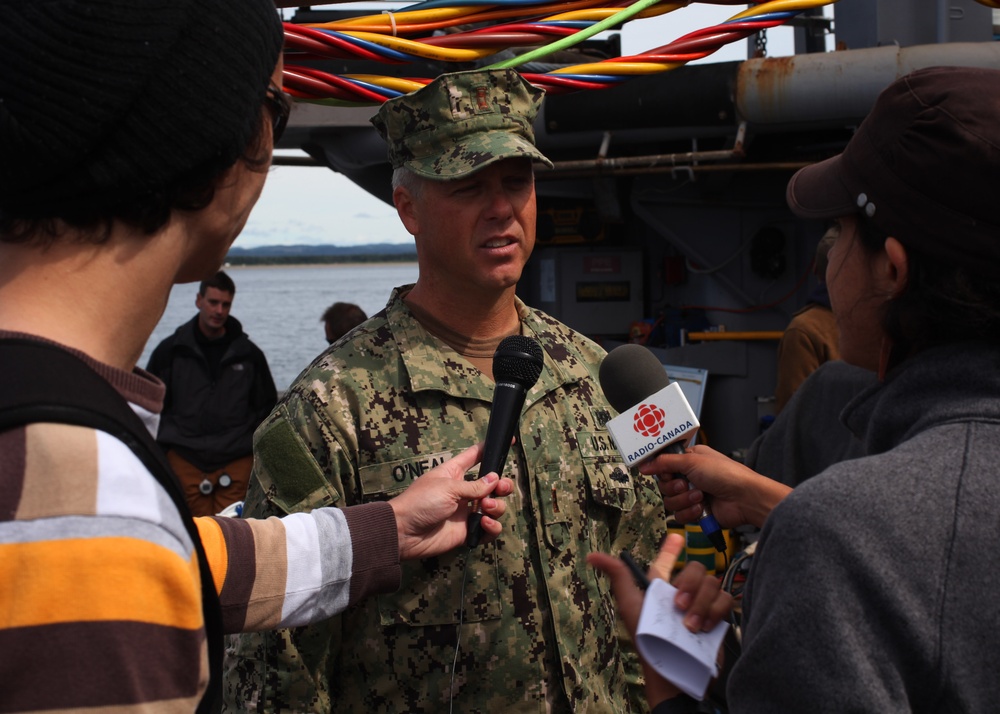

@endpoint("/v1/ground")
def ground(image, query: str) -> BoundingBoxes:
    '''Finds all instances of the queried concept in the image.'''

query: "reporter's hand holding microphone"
[600,343,791,533]
[591,345,737,711]
[597,344,727,551]
[390,338,533,714]
[393,334,543,559]
[390,442,513,560]
[640,444,791,532]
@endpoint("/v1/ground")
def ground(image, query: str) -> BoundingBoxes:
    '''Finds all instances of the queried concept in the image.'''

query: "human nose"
[484,186,514,220]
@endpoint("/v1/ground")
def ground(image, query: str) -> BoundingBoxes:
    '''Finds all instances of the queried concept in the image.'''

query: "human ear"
[393,186,419,237]
[883,237,909,298]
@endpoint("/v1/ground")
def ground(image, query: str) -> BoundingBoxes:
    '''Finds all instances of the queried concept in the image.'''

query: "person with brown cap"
[595,65,1000,712]
[0,3,514,711]
[225,68,669,712]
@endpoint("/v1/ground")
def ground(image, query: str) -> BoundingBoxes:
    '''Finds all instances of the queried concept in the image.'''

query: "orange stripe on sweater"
[194,516,228,593]
[0,536,203,629]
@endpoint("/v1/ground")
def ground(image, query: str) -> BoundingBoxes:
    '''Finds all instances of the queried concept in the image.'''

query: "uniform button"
[219,473,232,488]
[199,478,214,495]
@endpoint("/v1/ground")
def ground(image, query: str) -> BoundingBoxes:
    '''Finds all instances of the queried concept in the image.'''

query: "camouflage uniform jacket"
[224,286,668,713]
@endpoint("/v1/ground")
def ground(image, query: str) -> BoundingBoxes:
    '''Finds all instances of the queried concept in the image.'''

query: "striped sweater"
[0,335,401,713]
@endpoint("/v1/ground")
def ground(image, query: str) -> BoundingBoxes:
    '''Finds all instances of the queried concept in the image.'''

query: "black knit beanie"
[0,0,283,215]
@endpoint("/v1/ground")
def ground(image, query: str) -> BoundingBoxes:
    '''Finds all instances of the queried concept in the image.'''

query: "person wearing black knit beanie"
[0,2,515,712]
[0,0,283,232]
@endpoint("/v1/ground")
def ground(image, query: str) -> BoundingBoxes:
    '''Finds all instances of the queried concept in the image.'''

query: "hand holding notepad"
[634,579,729,701]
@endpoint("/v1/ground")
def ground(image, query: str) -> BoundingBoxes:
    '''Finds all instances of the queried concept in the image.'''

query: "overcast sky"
[238,3,808,249]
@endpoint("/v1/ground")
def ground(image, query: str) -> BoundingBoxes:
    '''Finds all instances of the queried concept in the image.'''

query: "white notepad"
[634,579,729,700]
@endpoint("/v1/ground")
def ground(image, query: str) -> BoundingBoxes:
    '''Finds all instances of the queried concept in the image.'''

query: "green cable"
[485,0,674,70]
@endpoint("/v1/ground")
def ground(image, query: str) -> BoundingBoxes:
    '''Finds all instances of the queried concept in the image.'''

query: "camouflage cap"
[371,68,553,180]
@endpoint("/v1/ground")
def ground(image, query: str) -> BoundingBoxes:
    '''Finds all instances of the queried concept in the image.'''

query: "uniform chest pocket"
[531,454,637,552]
[358,454,502,627]
[586,459,637,512]
[582,452,638,554]
[576,428,637,510]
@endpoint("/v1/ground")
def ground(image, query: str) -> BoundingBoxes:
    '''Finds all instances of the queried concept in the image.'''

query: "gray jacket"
[746,360,873,488]
[730,342,1000,713]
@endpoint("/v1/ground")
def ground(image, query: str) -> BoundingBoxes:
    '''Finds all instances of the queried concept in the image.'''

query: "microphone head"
[599,344,671,413]
[493,335,544,389]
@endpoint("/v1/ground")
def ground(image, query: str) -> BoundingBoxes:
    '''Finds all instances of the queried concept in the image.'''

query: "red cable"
[284,66,392,103]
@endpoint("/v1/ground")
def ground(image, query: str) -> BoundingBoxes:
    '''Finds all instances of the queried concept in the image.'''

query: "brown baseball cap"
[786,66,1000,276]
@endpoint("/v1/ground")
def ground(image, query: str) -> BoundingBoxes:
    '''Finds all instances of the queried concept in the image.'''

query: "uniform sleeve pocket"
[253,412,341,513]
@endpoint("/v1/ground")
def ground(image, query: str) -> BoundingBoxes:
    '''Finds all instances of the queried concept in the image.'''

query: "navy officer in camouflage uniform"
[223,68,669,713]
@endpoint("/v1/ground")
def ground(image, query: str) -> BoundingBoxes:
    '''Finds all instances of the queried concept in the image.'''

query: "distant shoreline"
[224,255,417,268]
[227,260,417,270]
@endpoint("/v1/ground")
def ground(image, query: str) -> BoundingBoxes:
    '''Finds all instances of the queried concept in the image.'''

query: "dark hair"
[855,215,1000,363]
[322,302,368,343]
[0,0,282,247]
[0,125,271,246]
[200,271,237,297]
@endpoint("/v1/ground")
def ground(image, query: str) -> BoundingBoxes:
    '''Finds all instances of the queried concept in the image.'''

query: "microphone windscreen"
[494,335,544,388]
[599,344,671,413]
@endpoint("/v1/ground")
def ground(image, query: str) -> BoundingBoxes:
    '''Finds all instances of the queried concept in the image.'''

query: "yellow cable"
[344,74,430,93]
[291,0,844,88]
[305,6,479,30]
[551,60,683,74]
[306,2,679,35]
[547,3,683,22]
[341,30,494,61]
[729,0,836,22]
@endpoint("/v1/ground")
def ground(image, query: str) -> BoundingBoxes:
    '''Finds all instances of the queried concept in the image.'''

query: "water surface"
[140,263,419,391]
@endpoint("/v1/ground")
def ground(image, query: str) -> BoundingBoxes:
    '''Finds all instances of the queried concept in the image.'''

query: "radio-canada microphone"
[599,344,726,553]
[466,335,544,547]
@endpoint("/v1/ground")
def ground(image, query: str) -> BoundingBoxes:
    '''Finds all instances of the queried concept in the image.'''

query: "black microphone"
[466,335,544,548]
[599,344,726,553]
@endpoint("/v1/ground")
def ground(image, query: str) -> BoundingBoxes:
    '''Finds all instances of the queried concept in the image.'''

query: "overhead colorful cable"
[278,0,830,104]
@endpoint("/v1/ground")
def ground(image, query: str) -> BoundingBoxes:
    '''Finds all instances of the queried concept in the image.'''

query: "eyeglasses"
[264,83,291,143]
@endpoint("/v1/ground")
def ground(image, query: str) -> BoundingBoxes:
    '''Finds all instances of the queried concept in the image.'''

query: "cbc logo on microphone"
[632,404,666,437]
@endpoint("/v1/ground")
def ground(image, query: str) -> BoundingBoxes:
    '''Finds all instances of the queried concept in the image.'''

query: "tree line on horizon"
[225,242,417,265]
[225,253,417,266]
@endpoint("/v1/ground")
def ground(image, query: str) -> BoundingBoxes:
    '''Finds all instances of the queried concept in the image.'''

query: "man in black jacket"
[147,270,276,515]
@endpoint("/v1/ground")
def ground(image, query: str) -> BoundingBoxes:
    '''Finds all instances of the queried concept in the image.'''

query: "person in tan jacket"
[774,224,840,413]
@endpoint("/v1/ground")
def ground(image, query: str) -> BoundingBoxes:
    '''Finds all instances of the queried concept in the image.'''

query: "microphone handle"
[466,382,526,548]
[663,442,727,553]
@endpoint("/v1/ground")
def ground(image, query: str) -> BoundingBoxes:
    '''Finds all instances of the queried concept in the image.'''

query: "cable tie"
[382,10,397,37]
